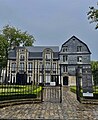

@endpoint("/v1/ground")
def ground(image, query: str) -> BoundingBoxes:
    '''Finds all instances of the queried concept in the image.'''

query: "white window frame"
[77,56,82,63]
[63,55,68,62]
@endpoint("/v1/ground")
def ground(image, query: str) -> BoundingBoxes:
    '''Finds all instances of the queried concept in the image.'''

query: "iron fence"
[0,66,62,103]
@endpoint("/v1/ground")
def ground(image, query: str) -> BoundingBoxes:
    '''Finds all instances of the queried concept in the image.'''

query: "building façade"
[7,36,92,86]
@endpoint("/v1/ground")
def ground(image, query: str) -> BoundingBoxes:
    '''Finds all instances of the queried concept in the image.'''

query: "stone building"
[59,36,91,86]
[7,46,60,85]
[7,36,92,86]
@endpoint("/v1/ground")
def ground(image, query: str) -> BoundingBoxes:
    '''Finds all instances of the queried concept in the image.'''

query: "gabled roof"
[61,35,91,53]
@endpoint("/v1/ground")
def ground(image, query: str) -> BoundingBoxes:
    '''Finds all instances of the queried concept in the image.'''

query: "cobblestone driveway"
[0,87,98,119]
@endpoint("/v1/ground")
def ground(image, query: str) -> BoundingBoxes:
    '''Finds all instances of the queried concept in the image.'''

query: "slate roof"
[8,46,59,59]
[8,49,16,59]
[26,46,59,52]
[61,36,91,54]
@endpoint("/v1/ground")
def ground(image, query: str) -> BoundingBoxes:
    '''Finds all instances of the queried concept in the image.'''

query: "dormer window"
[77,46,82,52]
[63,46,68,52]
[45,53,51,59]
[20,54,25,60]
[20,49,24,52]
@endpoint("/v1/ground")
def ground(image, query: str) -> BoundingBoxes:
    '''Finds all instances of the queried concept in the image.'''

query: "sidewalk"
[0,87,98,119]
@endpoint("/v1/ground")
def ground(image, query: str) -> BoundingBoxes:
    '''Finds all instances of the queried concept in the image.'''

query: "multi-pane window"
[77,56,82,62]
[39,62,42,68]
[28,62,32,70]
[20,62,24,70]
[11,63,16,71]
[53,63,56,71]
[45,53,51,59]
[20,54,25,60]
[63,55,68,62]
[63,66,68,72]
[46,75,50,83]
[77,46,82,52]
[63,46,68,52]
[46,62,50,70]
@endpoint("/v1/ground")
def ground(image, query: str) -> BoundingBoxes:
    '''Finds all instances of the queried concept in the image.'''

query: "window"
[63,46,68,52]
[77,56,82,62]
[46,75,50,83]
[53,63,56,70]
[39,62,42,68]
[79,68,82,74]
[63,55,68,62]
[28,62,32,70]
[11,63,16,71]
[45,53,51,59]
[77,46,82,52]
[46,62,50,70]
[20,54,25,60]
[20,49,24,53]
[63,66,67,72]
[20,62,24,70]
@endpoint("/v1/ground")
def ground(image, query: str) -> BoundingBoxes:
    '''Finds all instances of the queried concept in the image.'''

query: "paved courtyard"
[0,87,98,119]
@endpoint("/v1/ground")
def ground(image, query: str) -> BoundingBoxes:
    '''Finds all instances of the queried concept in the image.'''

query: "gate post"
[41,65,44,102]
[76,66,82,102]
[60,65,62,103]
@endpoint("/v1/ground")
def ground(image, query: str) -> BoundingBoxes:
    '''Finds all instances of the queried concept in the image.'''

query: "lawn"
[70,86,76,94]
[70,86,98,98]
[0,85,42,100]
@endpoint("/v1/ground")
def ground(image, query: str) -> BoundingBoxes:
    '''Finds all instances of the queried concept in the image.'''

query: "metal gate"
[42,68,62,103]
[43,86,62,103]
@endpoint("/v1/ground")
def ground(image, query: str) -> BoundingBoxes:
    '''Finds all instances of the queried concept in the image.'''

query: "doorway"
[63,76,68,85]
[16,72,27,85]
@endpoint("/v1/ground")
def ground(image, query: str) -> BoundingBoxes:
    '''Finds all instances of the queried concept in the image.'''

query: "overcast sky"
[0,0,98,60]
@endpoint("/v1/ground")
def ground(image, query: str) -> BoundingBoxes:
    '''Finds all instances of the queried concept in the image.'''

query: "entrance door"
[16,72,27,85]
[63,76,68,85]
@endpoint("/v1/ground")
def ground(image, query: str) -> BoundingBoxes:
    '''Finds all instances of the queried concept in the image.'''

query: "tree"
[0,35,8,68]
[0,25,35,68]
[87,3,98,29]
[91,61,98,85]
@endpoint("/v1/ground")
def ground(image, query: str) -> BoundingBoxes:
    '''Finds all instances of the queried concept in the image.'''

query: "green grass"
[70,86,76,94]
[70,86,83,97]
[0,85,42,96]
[93,86,98,94]
[70,86,98,99]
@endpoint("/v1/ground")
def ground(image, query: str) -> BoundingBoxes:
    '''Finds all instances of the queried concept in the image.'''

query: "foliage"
[0,25,35,68]
[0,35,8,68]
[87,3,98,29]
[91,61,98,71]
[91,61,98,85]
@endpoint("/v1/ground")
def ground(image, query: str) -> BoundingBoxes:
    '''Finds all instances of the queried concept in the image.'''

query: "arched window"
[45,53,51,59]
